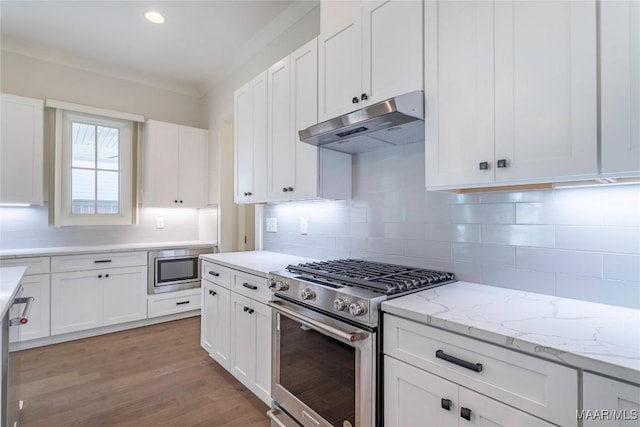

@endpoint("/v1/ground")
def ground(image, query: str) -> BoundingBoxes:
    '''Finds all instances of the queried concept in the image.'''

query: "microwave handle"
[9,296,34,326]
[270,301,367,344]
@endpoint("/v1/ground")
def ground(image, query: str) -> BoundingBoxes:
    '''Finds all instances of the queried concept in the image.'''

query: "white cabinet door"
[583,373,640,427]
[51,270,103,335]
[318,8,362,121]
[234,71,268,204]
[252,299,271,405]
[0,93,44,205]
[600,0,640,177]
[229,292,254,386]
[202,281,231,369]
[267,56,293,201]
[200,283,215,354]
[145,120,180,206]
[291,38,321,200]
[385,356,458,427]
[425,0,495,189]
[102,266,147,326]
[13,274,50,342]
[459,387,555,427]
[178,126,207,207]
[494,0,597,183]
[362,0,423,105]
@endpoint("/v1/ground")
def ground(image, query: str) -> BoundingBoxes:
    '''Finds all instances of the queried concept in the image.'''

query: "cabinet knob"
[287,187,294,192]
[479,162,489,170]
[352,97,359,104]
[460,407,472,421]
[209,290,217,296]
[283,187,288,192]
[105,274,109,278]
[361,93,368,101]
[497,159,507,168]
[441,398,452,411]
[248,308,255,314]
[179,200,183,203]
[243,306,249,312]
[98,274,102,278]
[247,192,252,196]
[174,200,178,203]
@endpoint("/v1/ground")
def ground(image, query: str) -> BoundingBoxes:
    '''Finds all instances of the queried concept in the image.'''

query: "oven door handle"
[266,409,288,427]
[270,301,367,344]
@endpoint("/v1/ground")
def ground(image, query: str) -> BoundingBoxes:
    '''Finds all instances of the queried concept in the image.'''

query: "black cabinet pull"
[105,274,109,278]
[176,301,190,305]
[460,407,472,421]
[243,192,247,196]
[243,306,249,312]
[180,200,183,203]
[441,398,452,411]
[94,259,112,264]
[248,308,255,314]
[98,274,102,278]
[242,282,258,290]
[209,290,217,296]
[436,349,483,372]
[208,271,220,277]
[361,93,368,101]
[352,97,359,104]
[497,159,507,168]
[174,199,178,203]
[479,162,489,170]
[287,187,294,191]
[283,187,289,192]
[247,192,252,196]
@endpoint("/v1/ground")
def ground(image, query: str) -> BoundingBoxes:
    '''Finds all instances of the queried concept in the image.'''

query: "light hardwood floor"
[14,317,271,427]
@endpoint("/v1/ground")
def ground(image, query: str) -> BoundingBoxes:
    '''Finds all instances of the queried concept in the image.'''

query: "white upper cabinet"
[0,93,44,205]
[234,71,268,204]
[426,0,598,190]
[318,0,423,121]
[144,120,207,207]
[600,0,640,177]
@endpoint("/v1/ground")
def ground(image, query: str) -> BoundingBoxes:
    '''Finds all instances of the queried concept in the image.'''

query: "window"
[53,109,136,226]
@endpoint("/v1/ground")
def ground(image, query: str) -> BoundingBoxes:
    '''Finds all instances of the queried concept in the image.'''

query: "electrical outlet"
[156,217,165,229]
[300,217,308,235]
[266,218,278,233]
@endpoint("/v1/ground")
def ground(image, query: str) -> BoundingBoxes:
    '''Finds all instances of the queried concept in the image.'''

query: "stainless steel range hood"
[298,91,424,154]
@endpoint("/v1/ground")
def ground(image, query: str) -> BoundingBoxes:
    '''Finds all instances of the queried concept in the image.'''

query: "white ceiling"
[0,0,316,97]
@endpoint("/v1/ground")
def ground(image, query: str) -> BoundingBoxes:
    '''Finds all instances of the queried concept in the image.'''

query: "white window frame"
[53,110,134,226]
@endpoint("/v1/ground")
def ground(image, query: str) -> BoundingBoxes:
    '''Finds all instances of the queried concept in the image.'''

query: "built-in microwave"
[147,247,215,294]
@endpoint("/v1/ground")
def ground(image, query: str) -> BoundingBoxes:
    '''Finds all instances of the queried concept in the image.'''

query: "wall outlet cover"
[156,217,165,229]
[266,218,277,233]
[300,217,308,235]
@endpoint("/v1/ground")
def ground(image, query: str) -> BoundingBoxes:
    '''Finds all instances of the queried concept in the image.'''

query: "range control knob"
[275,281,289,291]
[300,288,316,301]
[349,302,367,317]
[333,298,349,311]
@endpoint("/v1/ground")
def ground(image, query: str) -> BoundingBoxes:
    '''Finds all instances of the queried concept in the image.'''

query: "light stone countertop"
[382,281,640,384]
[0,241,217,259]
[0,267,27,319]
[201,251,317,278]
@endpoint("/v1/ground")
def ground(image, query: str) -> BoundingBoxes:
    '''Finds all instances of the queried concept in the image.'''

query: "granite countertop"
[201,251,317,278]
[382,281,640,384]
[0,267,27,319]
[0,241,217,258]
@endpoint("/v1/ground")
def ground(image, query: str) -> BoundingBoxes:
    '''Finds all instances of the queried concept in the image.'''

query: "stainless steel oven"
[269,299,376,427]
[147,247,214,294]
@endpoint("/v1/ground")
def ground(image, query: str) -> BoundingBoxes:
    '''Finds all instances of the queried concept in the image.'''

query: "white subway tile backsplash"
[602,200,640,227]
[556,274,640,309]
[366,237,404,256]
[350,207,367,223]
[368,206,404,223]
[556,227,640,254]
[452,243,515,267]
[479,190,552,204]
[452,204,515,224]
[403,240,452,260]
[516,247,602,278]
[603,254,640,282]
[516,202,603,225]
[481,266,556,295]
[426,224,482,243]
[482,225,555,247]
[384,222,426,240]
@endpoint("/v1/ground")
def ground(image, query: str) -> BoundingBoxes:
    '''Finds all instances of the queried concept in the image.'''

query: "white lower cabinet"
[582,373,640,427]
[201,281,230,369]
[385,356,554,427]
[12,273,50,342]
[229,291,271,405]
[51,265,147,335]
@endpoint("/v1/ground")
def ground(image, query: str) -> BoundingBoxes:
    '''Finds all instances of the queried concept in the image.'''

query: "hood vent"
[298,91,424,154]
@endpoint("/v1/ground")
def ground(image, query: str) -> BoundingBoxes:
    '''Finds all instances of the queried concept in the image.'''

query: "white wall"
[263,142,640,309]
[203,4,320,252]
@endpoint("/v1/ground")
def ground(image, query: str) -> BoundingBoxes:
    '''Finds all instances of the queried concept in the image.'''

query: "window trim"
[53,109,136,226]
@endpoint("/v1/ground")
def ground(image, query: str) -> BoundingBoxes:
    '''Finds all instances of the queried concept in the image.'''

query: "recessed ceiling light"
[145,10,165,24]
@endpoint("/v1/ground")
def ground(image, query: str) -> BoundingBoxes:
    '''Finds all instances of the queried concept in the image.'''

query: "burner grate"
[286,259,455,294]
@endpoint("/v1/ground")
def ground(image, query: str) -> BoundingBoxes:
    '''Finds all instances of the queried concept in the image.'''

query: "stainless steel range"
[267,259,455,427]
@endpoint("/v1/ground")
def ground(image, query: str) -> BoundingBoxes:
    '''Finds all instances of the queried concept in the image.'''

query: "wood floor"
[13,317,271,427]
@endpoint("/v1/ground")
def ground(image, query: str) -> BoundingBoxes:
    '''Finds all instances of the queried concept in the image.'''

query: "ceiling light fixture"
[144,10,165,24]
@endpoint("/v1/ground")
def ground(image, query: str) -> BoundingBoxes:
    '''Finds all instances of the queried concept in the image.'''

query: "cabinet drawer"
[202,261,231,288]
[232,270,270,303]
[0,257,50,275]
[51,251,147,273]
[384,314,578,426]
[148,289,201,318]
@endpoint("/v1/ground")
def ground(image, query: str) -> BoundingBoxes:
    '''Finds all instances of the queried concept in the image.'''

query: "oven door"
[270,299,376,427]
